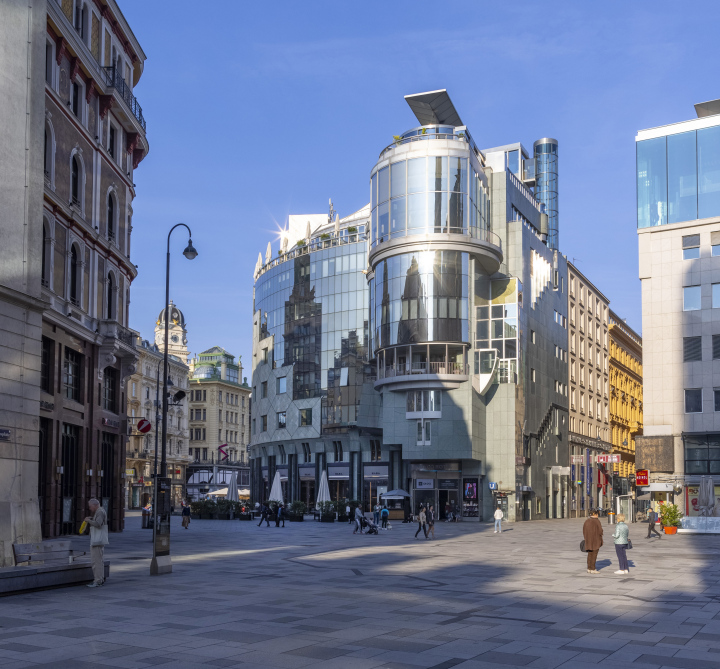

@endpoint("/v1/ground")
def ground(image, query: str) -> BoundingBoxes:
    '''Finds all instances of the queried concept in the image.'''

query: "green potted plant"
[319,500,335,522]
[189,501,204,519]
[659,502,682,534]
[216,498,233,519]
[393,135,402,146]
[297,239,306,247]
[337,499,349,523]
[347,226,357,243]
[288,500,307,521]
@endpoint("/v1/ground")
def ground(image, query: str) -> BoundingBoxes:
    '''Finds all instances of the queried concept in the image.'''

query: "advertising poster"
[685,485,720,516]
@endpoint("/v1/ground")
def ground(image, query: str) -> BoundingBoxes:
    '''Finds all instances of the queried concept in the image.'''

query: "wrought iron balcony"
[102,66,146,131]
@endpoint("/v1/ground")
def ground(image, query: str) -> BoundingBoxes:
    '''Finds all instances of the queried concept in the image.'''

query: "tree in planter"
[289,501,307,516]
[318,501,335,520]
[659,502,682,527]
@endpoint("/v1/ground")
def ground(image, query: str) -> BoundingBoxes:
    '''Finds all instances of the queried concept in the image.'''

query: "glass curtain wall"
[254,241,369,427]
[637,126,720,228]
[369,250,469,351]
[370,157,489,246]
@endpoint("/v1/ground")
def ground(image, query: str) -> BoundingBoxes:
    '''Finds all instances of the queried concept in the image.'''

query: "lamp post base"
[150,555,173,575]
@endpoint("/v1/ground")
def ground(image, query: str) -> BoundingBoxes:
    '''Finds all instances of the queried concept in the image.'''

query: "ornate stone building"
[125,303,190,508]
[0,0,149,557]
[186,347,251,499]
[608,311,643,481]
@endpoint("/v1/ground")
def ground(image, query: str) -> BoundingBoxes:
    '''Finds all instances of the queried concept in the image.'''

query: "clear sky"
[120,0,720,370]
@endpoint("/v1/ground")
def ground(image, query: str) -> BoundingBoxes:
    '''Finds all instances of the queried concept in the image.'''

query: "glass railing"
[378,361,468,380]
[370,224,502,251]
[379,125,483,160]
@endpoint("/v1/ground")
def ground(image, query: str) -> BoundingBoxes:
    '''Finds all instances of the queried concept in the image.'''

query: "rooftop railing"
[378,361,468,380]
[102,66,146,131]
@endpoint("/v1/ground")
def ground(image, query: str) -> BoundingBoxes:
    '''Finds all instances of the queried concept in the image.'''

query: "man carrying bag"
[646,508,662,538]
[84,498,108,588]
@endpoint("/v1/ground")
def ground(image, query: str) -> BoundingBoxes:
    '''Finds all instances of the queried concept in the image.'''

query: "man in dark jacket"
[646,508,662,538]
[583,510,604,574]
[276,504,285,527]
[258,503,270,527]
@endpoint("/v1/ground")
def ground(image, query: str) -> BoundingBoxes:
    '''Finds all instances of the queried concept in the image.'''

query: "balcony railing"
[379,361,468,380]
[102,66,146,131]
[99,319,136,349]
[188,457,247,467]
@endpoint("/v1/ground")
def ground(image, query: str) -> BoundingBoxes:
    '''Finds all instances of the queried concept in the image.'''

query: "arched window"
[71,156,80,205]
[107,194,115,241]
[70,246,79,304]
[107,272,114,320]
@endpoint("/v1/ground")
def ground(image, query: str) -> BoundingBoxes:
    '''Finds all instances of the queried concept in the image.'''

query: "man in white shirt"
[494,506,504,533]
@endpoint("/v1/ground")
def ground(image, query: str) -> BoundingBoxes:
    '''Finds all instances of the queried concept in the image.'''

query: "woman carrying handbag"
[612,513,632,574]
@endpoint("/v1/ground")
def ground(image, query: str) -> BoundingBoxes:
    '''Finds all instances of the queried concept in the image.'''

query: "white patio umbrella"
[207,487,250,498]
[226,471,239,502]
[316,470,331,506]
[698,475,715,517]
[269,470,284,504]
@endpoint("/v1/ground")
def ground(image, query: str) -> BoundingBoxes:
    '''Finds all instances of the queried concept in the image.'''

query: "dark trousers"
[381,518,388,528]
[647,521,661,537]
[276,516,284,527]
[587,549,599,570]
[258,513,269,527]
[415,522,427,538]
[615,544,629,571]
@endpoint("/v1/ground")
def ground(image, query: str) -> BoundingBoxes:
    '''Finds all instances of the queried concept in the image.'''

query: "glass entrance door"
[438,489,459,520]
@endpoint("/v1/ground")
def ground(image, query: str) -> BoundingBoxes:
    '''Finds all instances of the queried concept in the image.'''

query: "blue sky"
[120,0,720,370]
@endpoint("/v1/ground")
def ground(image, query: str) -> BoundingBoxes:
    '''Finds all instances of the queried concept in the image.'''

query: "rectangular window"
[713,335,720,360]
[698,126,720,219]
[41,337,52,393]
[669,134,698,224]
[108,125,116,159]
[103,367,117,412]
[637,136,667,228]
[261,415,267,432]
[277,411,286,429]
[715,390,720,412]
[713,245,720,257]
[684,336,702,361]
[276,376,287,394]
[685,388,703,413]
[300,408,312,426]
[261,381,267,399]
[71,82,80,118]
[713,284,720,309]
[684,286,701,311]
[63,348,81,401]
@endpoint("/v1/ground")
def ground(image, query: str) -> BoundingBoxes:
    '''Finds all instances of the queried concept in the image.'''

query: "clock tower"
[155,300,189,364]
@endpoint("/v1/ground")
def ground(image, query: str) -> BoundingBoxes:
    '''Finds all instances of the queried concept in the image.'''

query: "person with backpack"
[646,507,662,538]
[380,505,389,529]
[257,503,270,527]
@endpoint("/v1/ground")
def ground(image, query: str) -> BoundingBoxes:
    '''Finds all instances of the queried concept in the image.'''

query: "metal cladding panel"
[405,90,463,127]
[635,436,674,473]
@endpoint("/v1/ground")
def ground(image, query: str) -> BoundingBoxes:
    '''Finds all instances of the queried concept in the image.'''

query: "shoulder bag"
[579,539,586,552]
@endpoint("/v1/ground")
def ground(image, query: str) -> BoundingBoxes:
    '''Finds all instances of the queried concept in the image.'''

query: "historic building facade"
[608,311,643,483]
[125,303,191,509]
[0,0,149,560]
[250,91,571,522]
[187,347,251,499]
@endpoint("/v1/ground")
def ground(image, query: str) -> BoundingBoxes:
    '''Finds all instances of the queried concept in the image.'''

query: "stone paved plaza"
[1,514,720,669]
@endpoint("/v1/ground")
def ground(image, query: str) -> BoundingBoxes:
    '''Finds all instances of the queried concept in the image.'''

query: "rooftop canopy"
[404,89,463,127]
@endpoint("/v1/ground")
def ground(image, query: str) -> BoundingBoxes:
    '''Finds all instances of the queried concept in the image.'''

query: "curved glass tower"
[534,138,559,250]
[368,123,502,389]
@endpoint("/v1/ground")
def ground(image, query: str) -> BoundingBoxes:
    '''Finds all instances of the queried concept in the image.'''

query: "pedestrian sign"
[488,482,498,490]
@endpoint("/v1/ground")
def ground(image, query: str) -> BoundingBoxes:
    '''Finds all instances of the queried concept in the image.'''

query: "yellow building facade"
[608,311,643,478]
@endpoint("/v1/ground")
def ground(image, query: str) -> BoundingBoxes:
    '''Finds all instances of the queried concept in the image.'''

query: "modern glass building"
[635,99,720,521]
[534,139,559,249]
[250,90,570,522]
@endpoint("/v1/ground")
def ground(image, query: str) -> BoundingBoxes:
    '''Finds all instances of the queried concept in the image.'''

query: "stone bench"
[0,541,109,595]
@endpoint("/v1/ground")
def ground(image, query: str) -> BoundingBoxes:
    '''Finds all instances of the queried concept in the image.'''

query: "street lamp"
[151,223,198,576]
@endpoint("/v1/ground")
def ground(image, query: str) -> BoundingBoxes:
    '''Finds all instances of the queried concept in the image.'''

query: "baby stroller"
[360,516,379,535]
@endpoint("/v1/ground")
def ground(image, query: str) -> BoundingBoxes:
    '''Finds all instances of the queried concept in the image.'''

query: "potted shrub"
[288,501,306,521]
[235,502,252,520]
[215,498,233,520]
[319,501,335,522]
[193,499,217,520]
[297,239,306,247]
[659,502,682,534]
[347,226,357,243]
[189,501,204,520]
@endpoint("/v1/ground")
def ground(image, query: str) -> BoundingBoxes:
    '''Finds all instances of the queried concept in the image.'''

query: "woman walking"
[181,503,191,529]
[427,505,436,539]
[613,513,631,574]
[415,507,428,539]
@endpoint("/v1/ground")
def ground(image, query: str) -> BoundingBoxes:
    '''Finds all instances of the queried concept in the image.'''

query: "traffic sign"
[488,482,498,490]
[636,469,649,486]
[137,419,152,434]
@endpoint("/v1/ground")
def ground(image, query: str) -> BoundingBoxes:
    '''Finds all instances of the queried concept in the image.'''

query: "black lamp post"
[151,224,197,576]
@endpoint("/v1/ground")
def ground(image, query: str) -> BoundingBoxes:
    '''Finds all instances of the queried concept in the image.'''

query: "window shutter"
[682,234,700,249]
[683,336,702,362]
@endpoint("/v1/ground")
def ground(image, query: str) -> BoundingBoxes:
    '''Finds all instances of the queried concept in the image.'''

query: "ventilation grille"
[684,336,702,362]
[682,234,700,249]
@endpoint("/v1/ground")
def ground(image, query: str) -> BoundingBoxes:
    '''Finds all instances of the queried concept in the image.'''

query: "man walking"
[494,506,504,533]
[646,508,662,538]
[276,503,285,527]
[258,503,270,527]
[181,503,191,529]
[583,509,604,574]
[84,498,108,588]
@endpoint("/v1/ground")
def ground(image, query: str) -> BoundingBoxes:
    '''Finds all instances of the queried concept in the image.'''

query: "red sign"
[137,419,152,434]
[597,454,621,464]
[636,469,649,486]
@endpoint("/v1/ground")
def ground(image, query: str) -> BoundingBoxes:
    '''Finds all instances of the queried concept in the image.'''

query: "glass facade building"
[637,126,720,228]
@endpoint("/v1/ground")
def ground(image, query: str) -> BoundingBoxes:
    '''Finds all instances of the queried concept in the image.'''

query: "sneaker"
[624,570,630,573]
[590,570,600,574]
[614,570,625,574]
[86,582,100,588]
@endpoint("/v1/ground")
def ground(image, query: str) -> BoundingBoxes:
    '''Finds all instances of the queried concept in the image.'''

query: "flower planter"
[663,525,678,535]
[288,514,304,522]
[320,514,335,523]
[337,514,349,523]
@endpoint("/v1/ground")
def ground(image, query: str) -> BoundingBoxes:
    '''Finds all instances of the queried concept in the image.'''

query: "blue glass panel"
[390,197,406,237]
[378,166,389,204]
[408,193,426,235]
[667,131,697,224]
[378,201,389,242]
[637,137,667,228]
[371,172,377,210]
[507,150,519,175]
[698,126,720,219]
[407,157,425,193]
[427,156,448,192]
[391,161,406,198]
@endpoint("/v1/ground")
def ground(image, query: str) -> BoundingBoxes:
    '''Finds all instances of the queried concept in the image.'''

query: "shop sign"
[40,400,54,411]
[571,455,584,464]
[0,428,11,441]
[364,465,388,479]
[597,454,621,464]
[328,465,349,479]
[410,462,459,473]
[438,479,459,490]
[125,468,135,477]
[298,466,315,478]
[415,478,434,489]
[102,417,120,429]
[488,481,498,490]
[636,469,649,486]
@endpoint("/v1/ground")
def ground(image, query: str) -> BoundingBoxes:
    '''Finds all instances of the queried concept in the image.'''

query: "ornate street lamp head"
[183,239,198,260]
